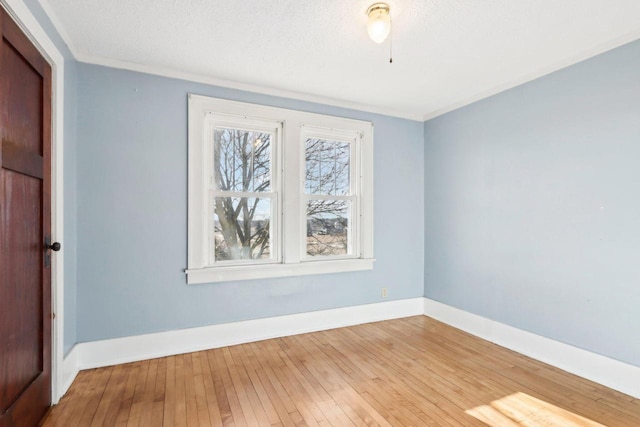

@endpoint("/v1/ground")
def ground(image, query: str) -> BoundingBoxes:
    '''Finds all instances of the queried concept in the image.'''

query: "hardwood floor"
[42,316,640,426]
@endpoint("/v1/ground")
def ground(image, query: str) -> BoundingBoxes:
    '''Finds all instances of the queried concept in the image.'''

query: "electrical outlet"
[381,287,388,298]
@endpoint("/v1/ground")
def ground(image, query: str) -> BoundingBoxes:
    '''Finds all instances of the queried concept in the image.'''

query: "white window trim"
[187,94,374,284]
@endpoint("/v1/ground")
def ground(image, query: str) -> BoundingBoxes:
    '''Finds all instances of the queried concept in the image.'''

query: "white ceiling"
[42,0,640,120]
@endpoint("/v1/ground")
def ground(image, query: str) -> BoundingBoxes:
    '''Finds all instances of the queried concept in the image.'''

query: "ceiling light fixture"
[366,3,391,44]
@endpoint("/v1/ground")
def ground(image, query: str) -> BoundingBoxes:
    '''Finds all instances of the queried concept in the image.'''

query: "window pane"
[305,139,350,195]
[213,197,272,261]
[214,128,271,192]
[306,200,350,257]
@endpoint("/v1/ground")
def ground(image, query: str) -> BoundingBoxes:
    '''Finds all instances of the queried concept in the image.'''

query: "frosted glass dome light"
[366,3,391,44]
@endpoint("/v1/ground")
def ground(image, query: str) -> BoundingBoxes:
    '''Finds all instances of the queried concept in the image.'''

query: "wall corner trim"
[58,298,424,397]
[422,297,640,399]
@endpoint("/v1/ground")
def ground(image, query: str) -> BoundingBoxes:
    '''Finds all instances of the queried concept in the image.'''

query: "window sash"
[204,114,282,268]
[300,126,361,261]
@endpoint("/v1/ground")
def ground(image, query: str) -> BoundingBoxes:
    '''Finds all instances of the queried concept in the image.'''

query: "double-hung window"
[187,95,373,283]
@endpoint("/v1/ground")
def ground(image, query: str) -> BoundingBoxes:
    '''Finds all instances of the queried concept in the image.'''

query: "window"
[187,95,373,283]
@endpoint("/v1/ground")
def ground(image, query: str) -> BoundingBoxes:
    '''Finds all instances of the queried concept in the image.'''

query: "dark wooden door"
[0,7,52,427]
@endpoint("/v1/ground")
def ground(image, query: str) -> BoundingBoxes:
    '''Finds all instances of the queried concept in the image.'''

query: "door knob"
[44,237,60,268]
[45,237,61,251]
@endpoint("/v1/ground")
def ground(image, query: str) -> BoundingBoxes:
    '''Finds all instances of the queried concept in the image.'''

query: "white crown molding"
[423,30,640,122]
[74,53,424,122]
[69,28,640,124]
[35,0,640,124]
[423,298,640,399]
[36,0,421,121]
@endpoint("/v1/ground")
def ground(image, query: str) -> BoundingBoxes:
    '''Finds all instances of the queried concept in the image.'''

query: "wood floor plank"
[236,343,281,424]
[126,359,150,427]
[77,366,114,426]
[245,341,309,426]
[197,350,224,426]
[43,369,96,427]
[43,316,640,427]
[274,337,355,426]
[227,345,273,425]
[288,333,392,427]
[90,363,129,426]
[323,328,475,426]
[316,326,475,426]
[257,339,325,426]
[280,335,368,426]
[113,361,143,426]
[162,356,177,427]
[183,353,203,426]
[213,347,248,425]
[222,346,263,425]
[205,349,234,426]
[151,357,167,426]
[173,354,188,427]
[138,358,159,427]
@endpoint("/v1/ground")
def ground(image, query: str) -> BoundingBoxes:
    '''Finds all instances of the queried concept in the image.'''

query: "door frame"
[0,0,66,403]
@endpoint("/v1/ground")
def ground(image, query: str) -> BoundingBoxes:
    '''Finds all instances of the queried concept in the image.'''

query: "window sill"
[186,258,375,284]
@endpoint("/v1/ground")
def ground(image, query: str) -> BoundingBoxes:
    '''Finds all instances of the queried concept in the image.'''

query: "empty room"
[1,0,639,425]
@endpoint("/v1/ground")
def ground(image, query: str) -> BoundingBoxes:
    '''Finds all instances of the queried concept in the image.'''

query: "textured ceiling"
[43,0,640,120]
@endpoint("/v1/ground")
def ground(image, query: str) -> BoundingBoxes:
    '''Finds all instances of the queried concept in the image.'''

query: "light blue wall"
[27,0,639,365]
[76,64,424,342]
[22,0,78,355]
[424,39,640,366]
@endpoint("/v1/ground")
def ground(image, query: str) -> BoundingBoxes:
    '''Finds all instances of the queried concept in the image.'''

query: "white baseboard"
[60,345,80,402]
[59,296,640,401]
[58,297,424,397]
[423,298,640,399]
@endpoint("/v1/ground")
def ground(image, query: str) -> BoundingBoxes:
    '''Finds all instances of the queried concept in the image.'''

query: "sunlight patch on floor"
[466,392,606,426]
